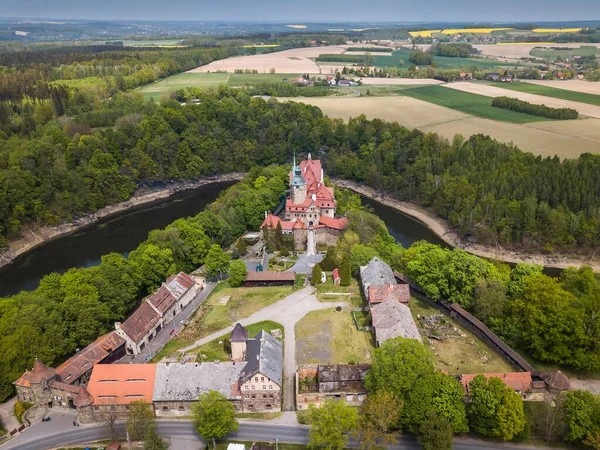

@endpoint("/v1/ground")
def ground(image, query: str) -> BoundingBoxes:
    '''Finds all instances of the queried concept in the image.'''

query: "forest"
[429,43,478,58]
[0,166,288,401]
[492,96,579,120]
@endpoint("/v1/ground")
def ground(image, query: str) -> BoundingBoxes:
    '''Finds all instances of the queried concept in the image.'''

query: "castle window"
[261,377,264,382]
[263,394,267,399]
[244,386,249,390]
[255,377,258,382]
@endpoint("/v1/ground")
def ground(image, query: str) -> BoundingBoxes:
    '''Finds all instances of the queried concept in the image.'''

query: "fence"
[394,271,536,374]
[351,308,372,331]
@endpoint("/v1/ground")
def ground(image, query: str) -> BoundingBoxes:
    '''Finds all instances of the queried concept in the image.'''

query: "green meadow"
[490,82,600,106]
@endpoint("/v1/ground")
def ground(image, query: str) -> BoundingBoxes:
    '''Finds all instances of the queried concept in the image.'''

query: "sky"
[2,0,599,22]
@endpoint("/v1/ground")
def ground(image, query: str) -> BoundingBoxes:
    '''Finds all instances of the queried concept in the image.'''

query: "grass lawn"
[487,81,600,107]
[530,45,600,59]
[296,307,373,365]
[181,280,294,340]
[193,320,284,361]
[408,297,516,375]
[138,72,302,101]
[314,275,362,306]
[399,85,552,123]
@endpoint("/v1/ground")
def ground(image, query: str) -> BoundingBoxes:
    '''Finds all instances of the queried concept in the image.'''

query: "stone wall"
[78,403,137,424]
[315,228,342,246]
[241,390,281,412]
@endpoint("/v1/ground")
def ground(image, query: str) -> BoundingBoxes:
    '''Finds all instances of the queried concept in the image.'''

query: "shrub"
[280,246,290,257]
[311,263,323,285]
[14,401,33,424]
[491,96,578,120]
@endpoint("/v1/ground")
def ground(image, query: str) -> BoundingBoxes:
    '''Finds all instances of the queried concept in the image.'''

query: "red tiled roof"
[460,372,532,392]
[318,216,349,230]
[56,331,125,384]
[368,284,410,305]
[333,268,340,280]
[261,214,295,231]
[299,158,322,193]
[246,271,296,282]
[146,285,176,315]
[87,364,157,405]
[49,380,81,394]
[73,386,94,407]
[119,301,160,344]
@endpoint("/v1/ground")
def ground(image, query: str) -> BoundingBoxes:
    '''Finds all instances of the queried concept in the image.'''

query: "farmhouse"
[367,283,410,307]
[261,154,349,252]
[115,272,198,355]
[296,364,370,409]
[244,271,296,287]
[359,257,396,298]
[371,298,422,346]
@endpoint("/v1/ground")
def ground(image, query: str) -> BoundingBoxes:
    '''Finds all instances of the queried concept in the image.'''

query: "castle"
[261,154,348,252]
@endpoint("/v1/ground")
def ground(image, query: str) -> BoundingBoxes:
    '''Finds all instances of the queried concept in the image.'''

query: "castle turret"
[231,323,249,362]
[290,153,307,204]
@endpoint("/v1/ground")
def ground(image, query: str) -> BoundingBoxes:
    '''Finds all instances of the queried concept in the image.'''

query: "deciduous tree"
[126,400,155,440]
[308,398,358,450]
[355,391,403,449]
[229,259,247,287]
[192,391,238,449]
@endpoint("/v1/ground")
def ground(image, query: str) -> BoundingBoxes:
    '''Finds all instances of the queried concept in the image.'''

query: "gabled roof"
[146,285,176,315]
[460,372,533,392]
[119,301,160,344]
[241,331,283,386]
[56,331,125,384]
[360,257,396,295]
[318,216,349,230]
[371,298,422,345]
[231,323,249,343]
[333,268,340,280]
[368,284,410,305]
[299,157,323,194]
[153,362,244,401]
[261,213,295,231]
[165,272,195,298]
[246,271,296,282]
[86,364,157,405]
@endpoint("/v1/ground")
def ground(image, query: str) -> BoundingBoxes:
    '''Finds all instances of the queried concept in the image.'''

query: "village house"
[115,272,198,355]
[458,372,534,395]
[261,154,349,252]
[360,257,420,346]
[296,364,370,409]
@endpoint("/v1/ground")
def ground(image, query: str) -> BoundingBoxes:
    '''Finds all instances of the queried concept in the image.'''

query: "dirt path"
[178,286,347,411]
[0,173,246,271]
[334,178,600,272]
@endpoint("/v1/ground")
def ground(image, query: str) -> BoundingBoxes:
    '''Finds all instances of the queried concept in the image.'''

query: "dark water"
[0,182,234,297]
[360,196,448,249]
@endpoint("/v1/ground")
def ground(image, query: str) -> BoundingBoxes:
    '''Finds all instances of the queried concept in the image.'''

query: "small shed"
[228,444,246,450]
[244,271,295,287]
[333,268,341,286]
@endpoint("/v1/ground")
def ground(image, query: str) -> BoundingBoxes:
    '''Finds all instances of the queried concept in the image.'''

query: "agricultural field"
[444,82,600,118]
[137,72,300,101]
[524,79,600,95]
[408,297,515,375]
[287,95,600,158]
[489,81,600,107]
[530,45,600,59]
[475,43,600,60]
[371,49,517,70]
[400,85,551,123]
[101,39,186,47]
[296,307,374,365]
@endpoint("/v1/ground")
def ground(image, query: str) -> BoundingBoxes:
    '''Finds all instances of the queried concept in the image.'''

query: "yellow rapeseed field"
[409,30,441,37]
[532,28,581,33]
[441,28,513,34]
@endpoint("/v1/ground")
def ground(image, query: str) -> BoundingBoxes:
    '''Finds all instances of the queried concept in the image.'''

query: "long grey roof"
[241,331,283,386]
[360,257,396,296]
[371,298,422,346]
[152,362,244,401]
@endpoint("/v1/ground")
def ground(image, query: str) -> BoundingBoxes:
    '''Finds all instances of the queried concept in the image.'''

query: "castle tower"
[230,323,249,362]
[290,153,307,205]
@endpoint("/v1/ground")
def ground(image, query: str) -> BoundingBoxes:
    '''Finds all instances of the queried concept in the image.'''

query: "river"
[0,182,234,297]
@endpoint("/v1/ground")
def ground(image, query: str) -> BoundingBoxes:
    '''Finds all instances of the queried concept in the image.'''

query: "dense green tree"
[229,259,247,287]
[355,391,403,449]
[467,375,526,441]
[308,398,358,450]
[204,245,231,280]
[192,391,238,449]
[340,257,352,286]
[311,263,323,286]
[418,411,454,450]
[365,337,435,398]
[564,390,600,444]
[403,371,468,434]
[144,423,169,450]
[126,400,155,440]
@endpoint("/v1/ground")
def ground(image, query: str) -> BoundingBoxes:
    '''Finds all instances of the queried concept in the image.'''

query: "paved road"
[117,281,217,364]
[0,413,553,450]
[178,286,346,411]
[289,253,324,274]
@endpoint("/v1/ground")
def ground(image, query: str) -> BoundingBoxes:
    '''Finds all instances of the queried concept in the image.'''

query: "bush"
[491,96,578,120]
[14,401,33,424]
[280,246,290,257]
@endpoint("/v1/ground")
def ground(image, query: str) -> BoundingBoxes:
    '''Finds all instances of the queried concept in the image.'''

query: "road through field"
[443,82,600,118]
[283,96,600,158]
